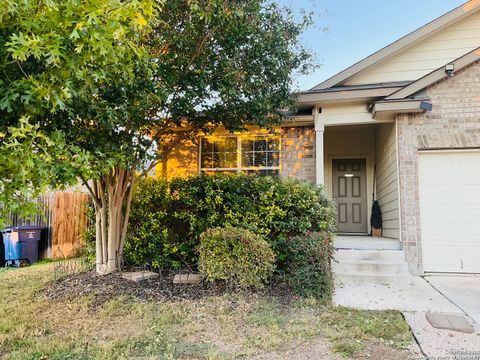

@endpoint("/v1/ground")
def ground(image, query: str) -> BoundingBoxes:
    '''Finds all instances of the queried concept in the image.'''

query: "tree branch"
[80,175,101,209]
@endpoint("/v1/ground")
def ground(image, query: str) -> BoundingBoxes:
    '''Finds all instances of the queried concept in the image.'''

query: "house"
[158,1,480,275]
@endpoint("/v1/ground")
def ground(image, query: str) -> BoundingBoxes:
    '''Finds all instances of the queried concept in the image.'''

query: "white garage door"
[418,151,480,273]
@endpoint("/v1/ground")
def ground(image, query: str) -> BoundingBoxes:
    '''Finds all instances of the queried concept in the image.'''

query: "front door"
[332,159,368,234]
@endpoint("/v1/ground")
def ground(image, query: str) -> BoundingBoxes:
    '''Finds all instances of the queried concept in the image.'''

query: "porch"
[315,122,400,240]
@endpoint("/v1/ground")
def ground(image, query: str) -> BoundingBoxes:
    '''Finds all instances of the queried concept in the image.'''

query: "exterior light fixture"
[445,64,455,77]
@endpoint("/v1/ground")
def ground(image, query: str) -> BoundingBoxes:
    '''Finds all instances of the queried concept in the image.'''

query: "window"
[200,136,280,175]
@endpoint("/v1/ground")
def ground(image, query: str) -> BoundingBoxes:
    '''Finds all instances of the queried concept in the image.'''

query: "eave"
[296,82,410,105]
[371,98,432,120]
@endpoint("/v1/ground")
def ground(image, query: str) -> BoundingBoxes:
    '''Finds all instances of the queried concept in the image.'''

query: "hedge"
[121,174,336,270]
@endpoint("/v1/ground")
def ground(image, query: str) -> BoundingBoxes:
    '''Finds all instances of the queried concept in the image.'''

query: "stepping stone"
[173,273,202,284]
[121,271,159,282]
[426,312,475,334]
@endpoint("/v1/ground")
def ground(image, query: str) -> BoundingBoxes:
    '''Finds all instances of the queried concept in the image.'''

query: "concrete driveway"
[425,274,480,325]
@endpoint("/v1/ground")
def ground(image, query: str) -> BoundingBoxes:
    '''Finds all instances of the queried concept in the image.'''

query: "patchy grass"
[0,263,414,359]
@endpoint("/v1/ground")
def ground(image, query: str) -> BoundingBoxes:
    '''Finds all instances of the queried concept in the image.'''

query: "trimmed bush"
[169,174,336,266]
[284,231,334,300]
[198,226,275,288]
[370,200,382,229]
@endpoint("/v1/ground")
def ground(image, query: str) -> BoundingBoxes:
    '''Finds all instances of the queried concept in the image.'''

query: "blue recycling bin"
[2,226,44,267]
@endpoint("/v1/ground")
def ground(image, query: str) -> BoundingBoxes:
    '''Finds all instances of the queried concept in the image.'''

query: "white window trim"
[198,135,281,174]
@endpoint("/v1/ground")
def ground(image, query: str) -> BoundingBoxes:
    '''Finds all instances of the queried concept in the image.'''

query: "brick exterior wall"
[397,60,480,274]
[280,126,316,182]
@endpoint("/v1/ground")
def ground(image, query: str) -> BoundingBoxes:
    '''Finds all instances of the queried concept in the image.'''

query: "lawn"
[0,263,415,360]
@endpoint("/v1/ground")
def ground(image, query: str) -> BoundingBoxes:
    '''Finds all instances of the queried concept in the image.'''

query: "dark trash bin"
[2,226,44,267]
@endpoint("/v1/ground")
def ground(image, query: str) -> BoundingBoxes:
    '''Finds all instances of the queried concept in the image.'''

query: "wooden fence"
[3,192,91,259]
[51,192,90,259]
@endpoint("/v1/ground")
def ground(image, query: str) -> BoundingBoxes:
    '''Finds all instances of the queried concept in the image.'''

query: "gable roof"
[310,1,480,91]
[386,47,480,100]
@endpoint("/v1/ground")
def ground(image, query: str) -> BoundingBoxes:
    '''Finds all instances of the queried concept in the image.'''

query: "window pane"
[267,139,279,151]
[254,151,266,167]
[242,151,254,167]
[201,153,213,168]
[242,139,254,152]
[224,152,237,168]
[267,151,280,167]
[201,137,238,169]
[254,139,267,152]
[212,152,221,168]
[224,137,237,152]
[201,138,212,153]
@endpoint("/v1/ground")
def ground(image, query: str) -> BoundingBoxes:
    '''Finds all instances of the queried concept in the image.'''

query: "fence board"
[51,192,90,259]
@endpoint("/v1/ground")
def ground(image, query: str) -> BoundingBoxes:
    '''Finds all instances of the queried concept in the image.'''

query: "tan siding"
[375,122,399,239]
[347,11,480,85]
[321,103,376,126]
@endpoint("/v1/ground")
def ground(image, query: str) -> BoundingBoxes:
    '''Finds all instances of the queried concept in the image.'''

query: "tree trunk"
[87,167,135,274]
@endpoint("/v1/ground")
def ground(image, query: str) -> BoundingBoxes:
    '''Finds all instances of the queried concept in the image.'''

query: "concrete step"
[333,260,410,274]
[335,249,406,262]
[335,237,402,250]
[335,271,413,285]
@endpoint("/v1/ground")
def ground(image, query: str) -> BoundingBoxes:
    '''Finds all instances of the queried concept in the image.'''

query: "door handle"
[460,259,464,270]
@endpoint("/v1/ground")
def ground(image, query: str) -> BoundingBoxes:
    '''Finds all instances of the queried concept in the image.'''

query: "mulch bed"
[43,270,293,308]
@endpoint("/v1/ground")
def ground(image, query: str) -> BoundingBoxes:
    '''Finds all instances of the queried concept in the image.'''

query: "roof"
[310,1,480,91]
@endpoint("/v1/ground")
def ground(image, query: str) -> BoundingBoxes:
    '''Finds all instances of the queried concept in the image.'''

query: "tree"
[1,0,314,274]
[0,118,89,227]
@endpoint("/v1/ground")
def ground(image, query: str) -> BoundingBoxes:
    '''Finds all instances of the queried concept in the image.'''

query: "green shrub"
[370,200,382,229]
[84,174,337,272]
[169,174,336,267]
[284,231,334,300]
[198,226,275,288]
[123,178,169,269]
[123,177,196,270]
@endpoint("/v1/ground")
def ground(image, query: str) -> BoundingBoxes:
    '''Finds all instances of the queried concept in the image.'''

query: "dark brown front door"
[332,159,368,234]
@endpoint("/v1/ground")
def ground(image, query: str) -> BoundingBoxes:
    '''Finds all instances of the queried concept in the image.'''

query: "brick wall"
[280,126,316,182]
[397,60,480,274]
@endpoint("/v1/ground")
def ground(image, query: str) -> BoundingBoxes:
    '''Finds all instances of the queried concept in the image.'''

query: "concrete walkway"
[334,277,460,313]
[334,276,480,358]
[425,274,480,325]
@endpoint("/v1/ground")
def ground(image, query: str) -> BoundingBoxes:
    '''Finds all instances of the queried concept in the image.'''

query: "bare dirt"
[43,270,293,308]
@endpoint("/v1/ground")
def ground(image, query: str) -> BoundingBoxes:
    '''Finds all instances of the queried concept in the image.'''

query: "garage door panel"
[421,214,458,238]
[419,151,480,274]
[459,185,480,208]
[423,245,462,272]
[419,184,457,208]
[460,214,480,239]
[458,155,480,182]
[419,156,456,183]
[462,246,480,272]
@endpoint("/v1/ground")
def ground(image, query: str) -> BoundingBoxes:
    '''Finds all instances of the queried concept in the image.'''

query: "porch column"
[314,106,325,186]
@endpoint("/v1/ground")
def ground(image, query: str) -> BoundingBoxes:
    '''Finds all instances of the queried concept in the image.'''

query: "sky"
[275,0,467,91]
